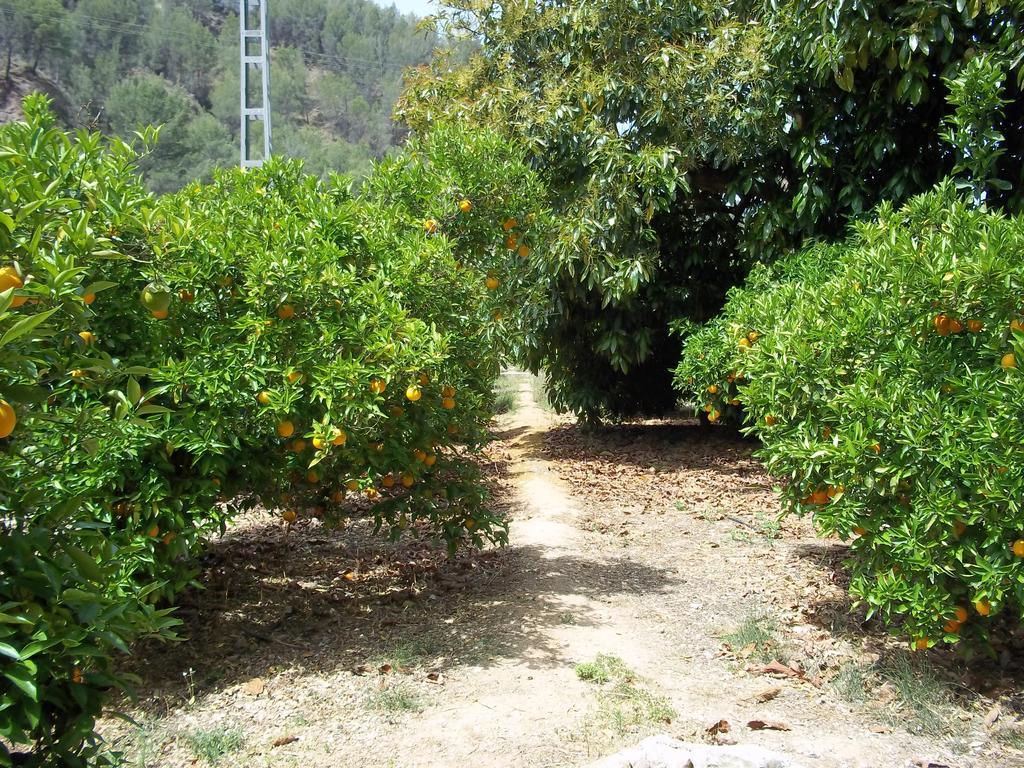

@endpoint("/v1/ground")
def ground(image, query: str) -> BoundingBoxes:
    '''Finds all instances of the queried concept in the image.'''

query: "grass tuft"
[575,653,629,684]
[184,728,245,766]
[367,682,424,714]
[721,613,788,664]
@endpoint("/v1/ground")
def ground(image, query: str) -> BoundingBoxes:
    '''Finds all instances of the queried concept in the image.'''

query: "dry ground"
[100,375,1024,768]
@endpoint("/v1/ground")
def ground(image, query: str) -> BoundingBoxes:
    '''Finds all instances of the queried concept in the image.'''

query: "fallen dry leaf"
[272,736,299,748]
[351,665,369,676]
[984,704,1001,728]
[760,660,803,678]
[426,671,444,685]
[378,664,393,675]
[746,686,781,703]
[706,719,730,736]
[241,677,265,696]
[869,725,891,734]
[748,719,791,732]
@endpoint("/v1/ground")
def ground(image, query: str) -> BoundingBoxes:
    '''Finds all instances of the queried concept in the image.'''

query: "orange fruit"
[71,667,84,684]
[505,234,518,250]
[257,391,271,405]
[331,429,347,446]
[810,489,829,505]
[148,524,160,538]
[943,619,962,634]
[747,331,760,343]
[442,397,456,410]
[954,606,969,623]
[0,267,24,306]
[1012,539,1024,557]
[381,474,395,488]
[290,438,307,452]
[151,309,169,320]
[277,303,295,320]
[975,600,991,616]
[853,526,867,536]
[306,470,320,484]
[82,292,96,305]
[1002,353,1017,369]
[345,479,359,491]
[0,400,16,438]
[914,637,929,651]
[389,406,405,418]
[948,318,964,334]
[485,276,500,291]
[424,453,437,467]
[502,218,517,231]
[406,385,422,402]
[952,520,967,537]
[179,289,195,302]
[738,338,751,349]
[458,199,472,213]
[493,310,504,321]
[764,414,777,426]
[517,244,531,258]
[276,420,295,438]
[370,442,384,452]
[708,409,720,423]
[331,490,345,503]
[418,372,431,386]
[447,424,459,435]
[78,331,96,345]
[441,386,456,398]
[707,385,718,394]
[370,378,387,395]
[967,319,983,332]
[162,531,176,545]
[1011,319,1024,333]
[365,487,379,500]
[70,369,87,379]
[933,314,951,336]
[413,449,427,463]
[870,442,882,454]
[424,218,439,234]
[282,509,297,523]
[401,473,414,488]
[287,371,303,384]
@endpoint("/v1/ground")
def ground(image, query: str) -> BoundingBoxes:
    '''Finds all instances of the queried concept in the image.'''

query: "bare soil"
[100,375,1024,768]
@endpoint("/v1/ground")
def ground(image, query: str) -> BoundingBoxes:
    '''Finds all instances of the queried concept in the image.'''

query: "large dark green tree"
[400,0,1024,422]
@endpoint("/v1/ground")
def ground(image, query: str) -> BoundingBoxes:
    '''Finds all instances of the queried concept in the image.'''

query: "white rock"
[585,735,806,768]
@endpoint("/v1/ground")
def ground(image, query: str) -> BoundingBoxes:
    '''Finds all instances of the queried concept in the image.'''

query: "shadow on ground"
[119,514,680,713]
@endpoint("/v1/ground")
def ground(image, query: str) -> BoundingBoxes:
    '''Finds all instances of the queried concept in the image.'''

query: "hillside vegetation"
[0,0,439,191]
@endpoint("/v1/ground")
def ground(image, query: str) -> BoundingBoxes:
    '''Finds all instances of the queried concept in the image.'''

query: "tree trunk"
[4,46,11,86]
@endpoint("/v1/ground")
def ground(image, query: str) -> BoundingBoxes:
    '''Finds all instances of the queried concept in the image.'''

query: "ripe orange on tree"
[0,400,16,438]
[257,391,271,405]
[1002,353,1017,369]
[967,319,983,332]
[401,473,415,488]
[442,397,456,410]
[287,371,303,384]
[0,266,26,307]
[424,453,438,467]
[933,314,951,336]
[78,331,96,345]
[276,420,295,438]
[370,378,387,394]
[150,309,169,320]
[502,217,517,231]
[486,276,500,291]
[382,474,395,488]
[1012,539,1024,557]
[954,606,969,623]
[82,292,96,305]
[277,303,295,320]
[1011,319,1024,333]
[418,372,431,386]
[458,199,472,213]
[345,479,359,491]
[406,385,422,402]
[331,428,347,446]
[441,386,456,398]
[975,599,991,616]
[424,218,439,234]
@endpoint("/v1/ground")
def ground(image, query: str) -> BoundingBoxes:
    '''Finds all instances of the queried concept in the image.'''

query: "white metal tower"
[239,0,271,168]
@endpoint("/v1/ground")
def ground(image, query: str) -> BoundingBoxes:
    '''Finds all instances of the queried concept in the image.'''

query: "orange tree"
[0,98,547,764]
[680,186,1024,649]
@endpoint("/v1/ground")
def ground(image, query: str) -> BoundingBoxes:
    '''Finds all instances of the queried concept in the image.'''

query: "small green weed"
[877,655,951,736]
[831,661,869,703]
[367,682,424,714]
[575,654,629,684]
[721,614,788,664]
[184,728,245,766]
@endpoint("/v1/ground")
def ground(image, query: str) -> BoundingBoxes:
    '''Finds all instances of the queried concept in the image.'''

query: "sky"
[373,0,436,17]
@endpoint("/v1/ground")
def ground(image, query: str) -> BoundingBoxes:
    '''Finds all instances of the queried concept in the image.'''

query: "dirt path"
[103,376,1023,768]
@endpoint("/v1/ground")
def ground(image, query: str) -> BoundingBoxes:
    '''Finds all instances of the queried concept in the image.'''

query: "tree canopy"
[400,0,1024,421]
